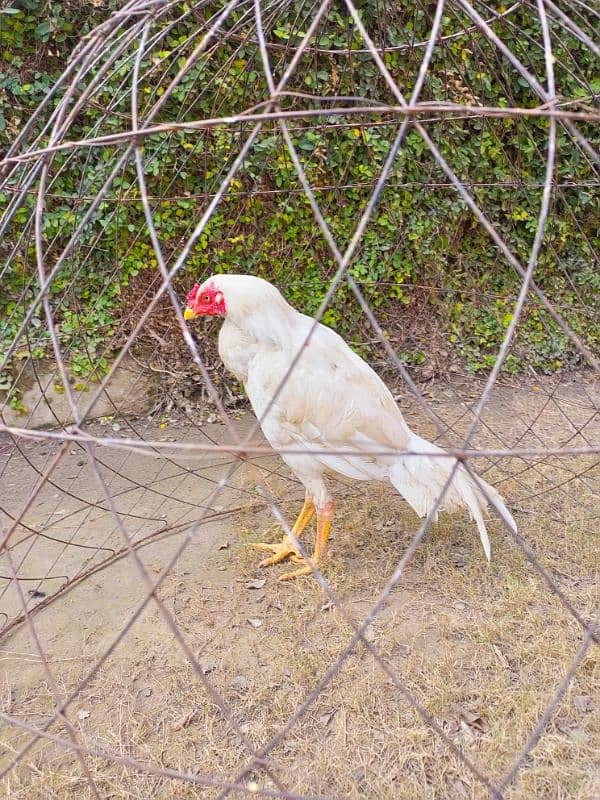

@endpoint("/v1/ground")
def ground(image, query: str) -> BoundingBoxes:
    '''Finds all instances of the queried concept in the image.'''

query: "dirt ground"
[0,374,598,799]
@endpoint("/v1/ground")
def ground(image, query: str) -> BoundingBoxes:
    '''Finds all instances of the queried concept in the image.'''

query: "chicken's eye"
[202,293,211,303]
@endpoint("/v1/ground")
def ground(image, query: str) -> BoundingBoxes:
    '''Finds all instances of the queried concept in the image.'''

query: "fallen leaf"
[362,625,376,643]
[231,675,250,691]
[77,709,90,721]
[420,362,434,381]
[446,776,471,799]
[246,579,266,590]
[451,547,469,568]
[458,719,477,744]
[574,695,591,714]
[320,602,333,612]
[140,687,152,698]
[172,709,196,731]
[569,727,589,744]
[318,709,337,727]
[218,541,230,550]
[247,618,263,628]
[199,658,217,675]
[492,644,510,668]
[351,767,365,784]
[452,704,488,733]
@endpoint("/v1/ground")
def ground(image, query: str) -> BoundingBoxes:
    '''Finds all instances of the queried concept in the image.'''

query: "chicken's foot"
[279,501,333,581]
[250,496,315,568]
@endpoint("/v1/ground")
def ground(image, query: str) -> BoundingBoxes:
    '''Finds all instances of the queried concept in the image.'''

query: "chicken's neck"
[218,305,294,382]
[227,303,295,347]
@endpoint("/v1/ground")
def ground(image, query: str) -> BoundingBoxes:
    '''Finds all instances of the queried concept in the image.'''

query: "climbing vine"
[1,1,598,409]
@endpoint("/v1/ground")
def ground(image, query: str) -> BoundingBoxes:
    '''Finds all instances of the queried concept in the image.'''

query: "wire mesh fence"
[0,0,598,798]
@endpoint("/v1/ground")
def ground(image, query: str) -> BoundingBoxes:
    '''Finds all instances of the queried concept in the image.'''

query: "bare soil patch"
[0,375,598,799]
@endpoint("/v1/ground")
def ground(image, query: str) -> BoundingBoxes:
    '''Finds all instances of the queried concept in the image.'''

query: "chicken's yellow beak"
[183,307,196,320]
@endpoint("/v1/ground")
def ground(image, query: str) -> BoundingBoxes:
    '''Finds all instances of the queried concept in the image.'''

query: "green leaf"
[34,21,52,39]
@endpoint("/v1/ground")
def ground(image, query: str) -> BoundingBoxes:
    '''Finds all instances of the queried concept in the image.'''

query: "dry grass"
[1,378,598,799]
[2,474,598,800]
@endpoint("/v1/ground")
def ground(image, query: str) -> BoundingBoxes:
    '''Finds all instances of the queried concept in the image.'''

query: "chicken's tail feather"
[388,434,517,560]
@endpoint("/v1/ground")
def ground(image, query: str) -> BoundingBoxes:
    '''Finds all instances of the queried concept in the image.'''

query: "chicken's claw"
[250,537,303,567]
[248,497,330,580]
[279,563,313,581]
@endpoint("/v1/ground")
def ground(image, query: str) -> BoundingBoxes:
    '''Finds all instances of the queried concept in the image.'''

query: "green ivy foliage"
[0,0,598,405]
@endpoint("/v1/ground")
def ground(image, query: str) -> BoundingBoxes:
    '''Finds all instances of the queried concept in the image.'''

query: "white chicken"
[184,274,516,580]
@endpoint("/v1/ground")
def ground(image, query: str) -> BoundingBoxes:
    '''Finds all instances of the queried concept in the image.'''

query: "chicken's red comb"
[186,284,200,306]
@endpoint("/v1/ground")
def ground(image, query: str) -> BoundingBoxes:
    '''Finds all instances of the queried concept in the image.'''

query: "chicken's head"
[183,280,226,319]
[184,273,286,324]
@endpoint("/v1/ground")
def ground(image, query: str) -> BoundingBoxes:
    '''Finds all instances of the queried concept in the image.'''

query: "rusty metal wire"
[0,1,598,798]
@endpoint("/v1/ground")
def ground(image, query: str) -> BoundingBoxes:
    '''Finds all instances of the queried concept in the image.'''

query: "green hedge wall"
[1,1,598,407]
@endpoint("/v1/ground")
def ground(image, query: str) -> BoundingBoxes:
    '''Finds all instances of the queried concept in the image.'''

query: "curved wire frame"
[0,1,598,798]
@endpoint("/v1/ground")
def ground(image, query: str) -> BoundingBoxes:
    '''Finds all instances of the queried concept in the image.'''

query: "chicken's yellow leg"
[251,496,315,567]
[279,501,333,581]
